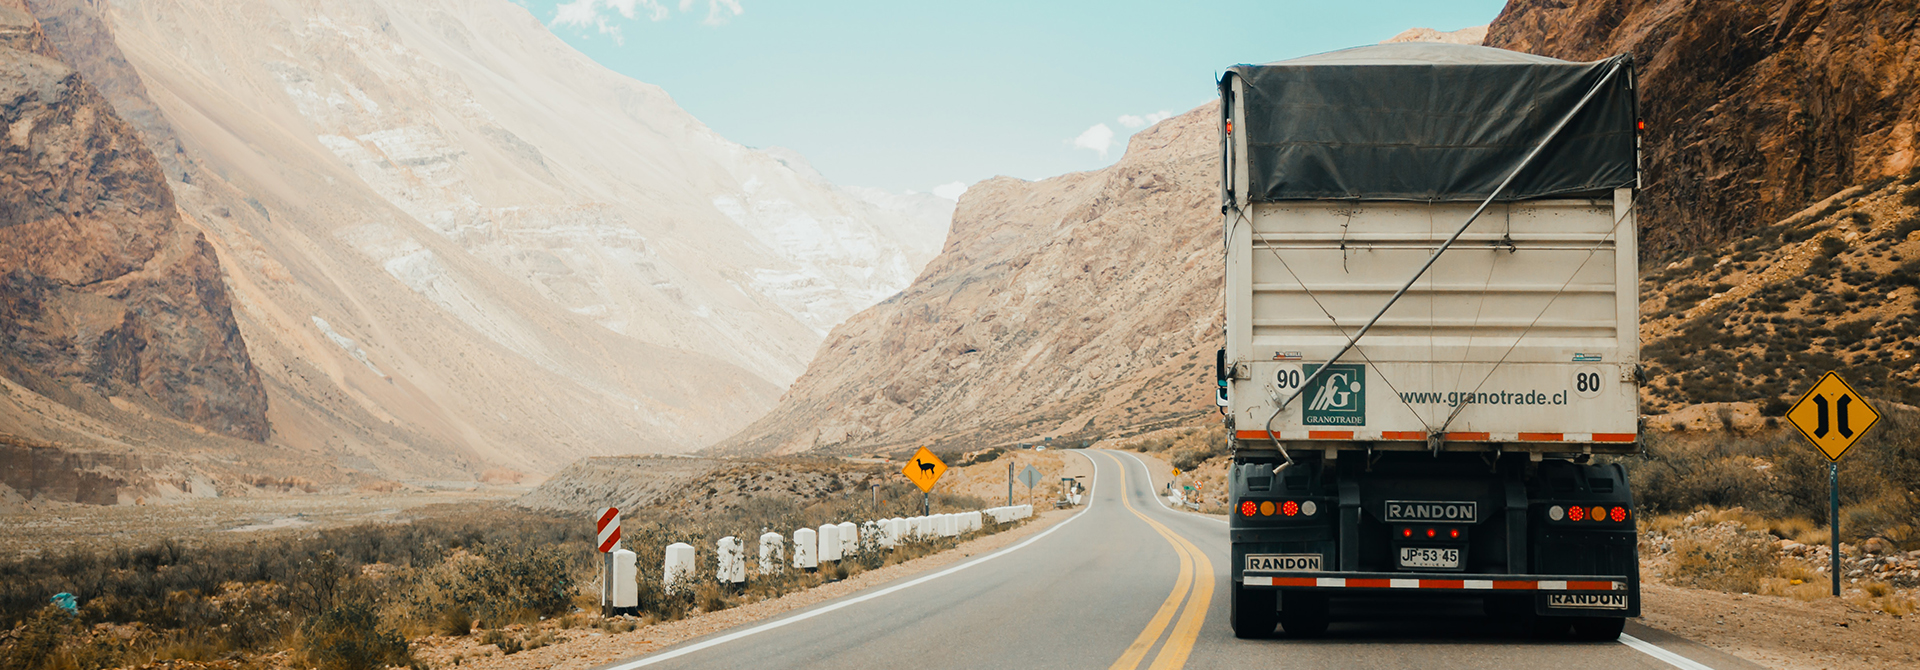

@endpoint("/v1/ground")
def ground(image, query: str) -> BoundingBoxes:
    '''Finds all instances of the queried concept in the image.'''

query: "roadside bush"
[1616,404,1920,548]
[1666,524,1779,593]
[296,603,413,670]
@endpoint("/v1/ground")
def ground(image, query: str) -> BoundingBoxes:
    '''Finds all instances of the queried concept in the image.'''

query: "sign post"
[1784,371,1880,597]
[595,507,621,615]
[1007,461,1014,507]
[902,447,947,516]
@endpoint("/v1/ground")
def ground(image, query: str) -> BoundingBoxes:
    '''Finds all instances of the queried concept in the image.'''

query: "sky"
[513,0,1508,197]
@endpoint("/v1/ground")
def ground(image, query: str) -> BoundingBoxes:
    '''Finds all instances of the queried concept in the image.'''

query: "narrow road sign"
[903,447,947,493]
[1785,370,1881,598]
[1786,371,1880,462]
[1017,464,1042,489]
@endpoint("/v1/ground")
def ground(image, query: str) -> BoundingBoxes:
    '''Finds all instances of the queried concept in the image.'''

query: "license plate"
[1245,554,1321,572]
[1397,546,1460,569]
[1548,593,1628,610]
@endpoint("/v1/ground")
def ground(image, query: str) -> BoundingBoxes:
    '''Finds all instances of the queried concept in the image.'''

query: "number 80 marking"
[1572,365,1603,399]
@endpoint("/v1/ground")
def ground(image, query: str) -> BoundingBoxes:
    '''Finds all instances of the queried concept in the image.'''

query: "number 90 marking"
[1275,363,1305,392]
[1572,366,1603,399]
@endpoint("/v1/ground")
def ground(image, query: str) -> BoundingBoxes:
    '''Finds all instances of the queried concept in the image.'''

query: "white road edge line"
[601,451,1100,669]
[1619,633,1716,670]
[1115,450,1228,524]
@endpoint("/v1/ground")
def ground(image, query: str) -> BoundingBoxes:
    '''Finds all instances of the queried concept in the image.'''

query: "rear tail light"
[1425,528,1437,538]
[1590,506,1606,522]
[1449,528,1460,539]
[1568,505,1586,521]
[1611,506,1628,522]
[1237,499,1320,518]
[1402,528,1412,538]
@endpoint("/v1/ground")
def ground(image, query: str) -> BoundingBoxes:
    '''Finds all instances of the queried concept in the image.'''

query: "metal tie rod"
[1264,59,1626,464]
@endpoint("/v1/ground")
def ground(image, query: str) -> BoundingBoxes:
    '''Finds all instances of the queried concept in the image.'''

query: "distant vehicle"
[1216,43,1641,640]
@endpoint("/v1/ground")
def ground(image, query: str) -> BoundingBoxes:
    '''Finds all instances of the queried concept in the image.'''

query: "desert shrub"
[0,605,72,670]
[1617,404,1920,547]
[1666,525,1778,593]
[296,603,412,670]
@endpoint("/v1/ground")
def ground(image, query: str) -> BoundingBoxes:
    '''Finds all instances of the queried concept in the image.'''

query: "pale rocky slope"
[5,0,948,485]
[715,105,1224,456]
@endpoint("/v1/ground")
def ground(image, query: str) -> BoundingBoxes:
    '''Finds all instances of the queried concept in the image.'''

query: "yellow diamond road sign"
[1785,371,1879,462]
[902,446,947,493]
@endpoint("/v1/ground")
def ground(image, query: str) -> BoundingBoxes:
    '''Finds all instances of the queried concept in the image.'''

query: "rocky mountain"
[0,0,265,444]
[1486,0,1920,413]
[1485,0,1920,259]
[715,105,1223,456]
[2,0,950,489]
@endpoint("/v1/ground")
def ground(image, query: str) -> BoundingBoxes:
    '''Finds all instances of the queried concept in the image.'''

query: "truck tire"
[1277,590,1329,637]
[1231,583,1277,639]
[1570,616,1625,641]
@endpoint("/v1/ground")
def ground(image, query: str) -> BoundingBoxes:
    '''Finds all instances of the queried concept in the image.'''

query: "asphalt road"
[602,450,1760,670]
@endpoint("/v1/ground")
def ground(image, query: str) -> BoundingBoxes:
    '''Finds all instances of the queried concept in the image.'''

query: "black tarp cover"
[1226,43,1636,202]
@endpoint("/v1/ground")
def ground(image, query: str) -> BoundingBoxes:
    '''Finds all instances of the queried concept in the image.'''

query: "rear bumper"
[1241,570,1638,617]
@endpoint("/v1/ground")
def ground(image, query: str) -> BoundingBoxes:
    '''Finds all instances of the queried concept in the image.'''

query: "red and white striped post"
[596,507,620,615]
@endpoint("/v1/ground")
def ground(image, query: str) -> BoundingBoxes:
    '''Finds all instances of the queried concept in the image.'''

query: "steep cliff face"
[1486,0,1920,258]
[4,0,951,480]
[717,105,1223,456]
[0,0,266,442]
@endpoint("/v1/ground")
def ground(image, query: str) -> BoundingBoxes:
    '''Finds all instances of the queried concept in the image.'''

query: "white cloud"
[552,0,737,40]
[1072,123,1116,157]
[932,181,968,201]
[700,0,744,25]
[1118,110,1173,129]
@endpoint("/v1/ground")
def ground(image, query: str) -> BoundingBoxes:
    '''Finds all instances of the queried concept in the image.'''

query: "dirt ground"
[411,507,1080,670]
[1641,581,1920,669]
[0,487,526,559]
[937,449,1093,508]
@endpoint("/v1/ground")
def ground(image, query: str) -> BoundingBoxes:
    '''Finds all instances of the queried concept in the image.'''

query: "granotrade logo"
[1303,363,1365,426]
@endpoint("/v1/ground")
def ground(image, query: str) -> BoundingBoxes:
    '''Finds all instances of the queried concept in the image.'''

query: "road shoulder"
[414,507,1083,670]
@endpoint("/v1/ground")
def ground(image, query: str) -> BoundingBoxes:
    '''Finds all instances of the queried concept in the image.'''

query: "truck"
[1215,43,1643,640]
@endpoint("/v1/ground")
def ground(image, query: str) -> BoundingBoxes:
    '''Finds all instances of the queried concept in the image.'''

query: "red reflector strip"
[1381,431,1425,440]
[1517,432,1562,441]
[1445,432,1491,441]
[1246,577,1623,591]
[1593,433,1636,442]
[1235,430,1271,440]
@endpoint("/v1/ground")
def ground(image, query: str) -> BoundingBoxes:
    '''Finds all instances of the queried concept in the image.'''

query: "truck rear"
[1216,43,1643,640]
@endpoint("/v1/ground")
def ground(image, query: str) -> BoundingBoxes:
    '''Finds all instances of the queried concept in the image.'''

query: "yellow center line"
[1102,451,1214,670]
[1107,457,1193,670]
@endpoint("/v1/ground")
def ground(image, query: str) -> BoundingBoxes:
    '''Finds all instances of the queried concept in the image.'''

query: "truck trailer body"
[1216,43,1643,640]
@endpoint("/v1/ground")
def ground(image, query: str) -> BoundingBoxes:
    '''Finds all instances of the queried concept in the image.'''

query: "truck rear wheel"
[1231,583,1276,639]
[1277,590,1329,637]
[1570,616,1625,641]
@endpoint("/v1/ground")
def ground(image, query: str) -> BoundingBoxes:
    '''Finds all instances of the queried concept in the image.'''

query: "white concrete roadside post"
[888,518,906,545]
[962,511,982,533]
[663,542,695,594]
[793,528,818,570]
[611,548,638,613]
[936,513,957,537]
[818,523,842,562]
[758,532,784,575]
[716,536,745,587]
[837,521,858,556]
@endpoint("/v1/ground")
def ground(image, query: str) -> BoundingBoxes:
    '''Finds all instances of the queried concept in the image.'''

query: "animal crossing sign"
[1786,371,1880,462]
[903,447,947,493]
